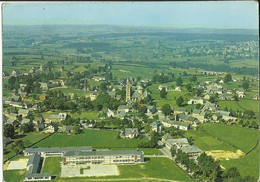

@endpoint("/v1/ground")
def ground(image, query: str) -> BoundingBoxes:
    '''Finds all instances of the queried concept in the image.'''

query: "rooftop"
[63,150,143,157]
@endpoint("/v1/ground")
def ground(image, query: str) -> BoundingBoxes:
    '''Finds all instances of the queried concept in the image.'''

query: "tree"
[4,124,15,138]
[170,146,177,157]
[187,136,194,145]
[162,104,172,115]
[176,96,184,107]
[186,83,192,92]
[224,167,241,179]
[176,76,183,86]
[160,87,167,98]
[224,73,232,83]
[189,75,197,83]
[242,80,250,90]
[73,125,81,134]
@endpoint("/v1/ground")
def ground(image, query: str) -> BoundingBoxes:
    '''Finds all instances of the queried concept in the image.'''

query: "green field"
[221,145,259,179]
[3,169,27,182]
[187,123,259,178]
[185,129,236,152]
[69,111,100,120]
[54,158,192,182]
[218,98,259,116]
[200,123,258,153]
[33,129,147,149]
[42,157,62,176]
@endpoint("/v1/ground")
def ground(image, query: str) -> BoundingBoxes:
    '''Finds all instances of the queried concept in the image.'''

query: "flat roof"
[26,173,52,178]
[63,150,143,157]
[24,146,92,153]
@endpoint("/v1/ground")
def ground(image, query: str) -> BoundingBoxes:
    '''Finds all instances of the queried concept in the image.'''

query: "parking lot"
[61,164,119,177]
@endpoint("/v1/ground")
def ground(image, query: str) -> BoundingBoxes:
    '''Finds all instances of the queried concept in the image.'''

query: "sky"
[2,2,259,29]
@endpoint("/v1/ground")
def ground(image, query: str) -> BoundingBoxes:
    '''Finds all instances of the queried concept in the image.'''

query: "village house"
[29,67,37,74]
[117,105,129,113]
[162,120,190,131]
[215,110,238,121]
[178,114,199,125]
[106,109,115,118]
[6,118,16,125]
[43,115,60,123]
[180,145,203,157]
[58,126,74,134]
[92,76,106,81]
[86,91,98,101]
[165,138,190,150]
[206,83,223,94]
[4,112,18,120]
[20,84,27,91]
[11,70,20,76]
[58,113,67,120]
[146,105,156,114]
[174,108,186,115]
[201,101,218,112]
[187,97,204,105]
[161,133,173,143]
[125,128,139,139]
[219,93,234,100]
[9,101,23,108]
[150,121,163,133]
[21,118,31,125]
[252,94,259,100]
[203,94,211,100]
[158,85,168,91]
[18,109,32,118]
[10,95,22,102]
[45,123,58,133]
[236,89,245,98]
[131,86,148,102]
[40,82,48,90]
[175,86,182,91]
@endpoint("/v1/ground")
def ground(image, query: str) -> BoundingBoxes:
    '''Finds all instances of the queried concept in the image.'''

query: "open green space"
[221,145,259,179]
[187,123,259,179]
[69,111,100,120]
[200,123,258,153]
[185,129,236,152]
[3,169,27,182]
[42,157,62,176]
[33,129,149,149]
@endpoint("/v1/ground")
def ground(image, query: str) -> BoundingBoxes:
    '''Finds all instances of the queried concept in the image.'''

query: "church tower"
[126,78,131,102]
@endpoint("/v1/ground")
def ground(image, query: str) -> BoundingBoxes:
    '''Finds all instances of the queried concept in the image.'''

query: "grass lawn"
[42,157,62,176]
[33,129,149,149]
[69,111,100,120]
[200,123,259,153]
[54,158,192,182]
[185,129,236,152]
[3,169,27,182]
[218,98,259,116]
[221,145,259,179]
